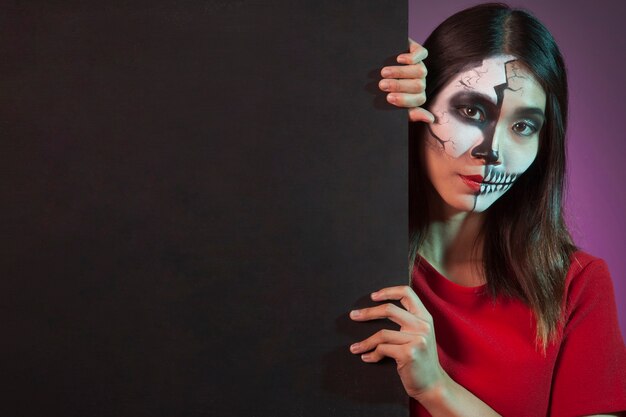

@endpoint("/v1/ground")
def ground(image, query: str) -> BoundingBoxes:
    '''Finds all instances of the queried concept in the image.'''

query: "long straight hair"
[409,3,577,352]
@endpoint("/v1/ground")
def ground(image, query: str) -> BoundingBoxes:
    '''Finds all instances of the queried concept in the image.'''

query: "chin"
[440,194,481,214]
[441,191,503,214]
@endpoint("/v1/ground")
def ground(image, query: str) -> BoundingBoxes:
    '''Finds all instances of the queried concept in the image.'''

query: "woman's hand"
[349,285,446,401]
[380,38,435,124]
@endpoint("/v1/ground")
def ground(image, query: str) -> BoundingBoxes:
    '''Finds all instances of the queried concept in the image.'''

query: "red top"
[410,250,626,417]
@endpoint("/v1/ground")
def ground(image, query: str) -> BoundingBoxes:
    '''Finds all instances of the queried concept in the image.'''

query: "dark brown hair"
[409,3,577,352]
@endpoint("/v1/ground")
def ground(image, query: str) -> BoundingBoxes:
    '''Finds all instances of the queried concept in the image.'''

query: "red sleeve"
[549,257,626,417]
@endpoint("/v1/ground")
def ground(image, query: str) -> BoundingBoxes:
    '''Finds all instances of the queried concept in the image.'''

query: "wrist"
[412,371,453,409]
[411,370,502,417]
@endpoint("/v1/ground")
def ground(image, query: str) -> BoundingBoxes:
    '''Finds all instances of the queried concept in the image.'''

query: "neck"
[420,202,487,287]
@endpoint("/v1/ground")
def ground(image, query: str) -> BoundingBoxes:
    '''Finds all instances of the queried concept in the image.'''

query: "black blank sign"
[1,1,408,415]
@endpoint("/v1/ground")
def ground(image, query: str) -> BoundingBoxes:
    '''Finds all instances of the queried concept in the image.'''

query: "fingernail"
[397,56,408,64]
[371,291,380,300]
[380,80,389,91]
[381,68,391,77]
[350,343,360,352]
[350,309,361,318]
[361,353,370,361]
[387,94,397,104]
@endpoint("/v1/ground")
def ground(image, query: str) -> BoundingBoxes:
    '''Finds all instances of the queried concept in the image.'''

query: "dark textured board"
[0,1,408,415]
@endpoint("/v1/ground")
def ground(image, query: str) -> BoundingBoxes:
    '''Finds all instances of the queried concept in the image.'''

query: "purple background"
[409,0,626,338]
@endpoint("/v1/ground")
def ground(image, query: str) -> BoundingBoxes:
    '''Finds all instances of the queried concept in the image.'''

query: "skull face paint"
[423,55,547,214]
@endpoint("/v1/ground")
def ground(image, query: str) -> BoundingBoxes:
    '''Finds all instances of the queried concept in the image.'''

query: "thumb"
[408,38,428,61]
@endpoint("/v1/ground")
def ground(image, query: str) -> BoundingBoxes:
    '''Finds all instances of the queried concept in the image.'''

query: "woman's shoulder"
[567,249,605,273]
[553,251,626,415]
[563,249,615,310]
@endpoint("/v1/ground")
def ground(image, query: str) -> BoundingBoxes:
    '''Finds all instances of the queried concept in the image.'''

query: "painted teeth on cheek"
[482,171,521,185]
[478,180,514,195]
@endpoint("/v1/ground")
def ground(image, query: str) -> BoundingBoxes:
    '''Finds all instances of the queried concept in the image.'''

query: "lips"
[459,174,483,192]
[459,172,518,194]
[461,174,484,183]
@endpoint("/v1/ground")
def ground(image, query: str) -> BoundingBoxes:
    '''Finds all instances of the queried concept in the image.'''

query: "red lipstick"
[459,174,483,192]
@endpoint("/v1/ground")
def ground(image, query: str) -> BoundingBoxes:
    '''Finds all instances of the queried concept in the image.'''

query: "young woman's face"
[424,54,546,214]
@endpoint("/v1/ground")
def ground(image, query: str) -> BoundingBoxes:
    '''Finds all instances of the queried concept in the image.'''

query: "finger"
[408,37,421,53]
[361,343,406,363]
[350,302,417,328]
[381,62,427,79]
[379,78,425,94]
[362,336,428,363]
[387,92,426,108]
[371,285,430,318]
[350,328,414,354]
[398,42,428,64]
[409,107,435,124]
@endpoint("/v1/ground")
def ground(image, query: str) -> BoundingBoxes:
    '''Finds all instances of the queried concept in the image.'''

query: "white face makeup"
[424,54,547,213]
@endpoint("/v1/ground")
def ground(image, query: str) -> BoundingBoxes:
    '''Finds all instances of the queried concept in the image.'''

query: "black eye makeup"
[449,92,497,125]
[456,105,485,122]
[446,91,545,137]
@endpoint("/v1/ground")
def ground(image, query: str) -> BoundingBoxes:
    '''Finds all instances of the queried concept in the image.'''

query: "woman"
[349,3,626,416]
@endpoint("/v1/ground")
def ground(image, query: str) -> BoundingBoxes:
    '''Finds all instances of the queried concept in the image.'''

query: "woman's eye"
[458,106,484,122]
[512,121,537,136]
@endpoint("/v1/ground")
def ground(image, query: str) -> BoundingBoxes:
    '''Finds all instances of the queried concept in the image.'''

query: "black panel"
[1,1,408,415]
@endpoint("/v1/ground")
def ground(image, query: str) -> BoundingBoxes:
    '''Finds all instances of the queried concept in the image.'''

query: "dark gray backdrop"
[1,1,409,416]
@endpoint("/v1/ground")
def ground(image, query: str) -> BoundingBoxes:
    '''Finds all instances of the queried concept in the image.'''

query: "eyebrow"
[514,108,546,121]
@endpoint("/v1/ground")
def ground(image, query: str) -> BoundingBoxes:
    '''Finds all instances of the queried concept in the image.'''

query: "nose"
[470,123,504,165]
[471,147,499,164]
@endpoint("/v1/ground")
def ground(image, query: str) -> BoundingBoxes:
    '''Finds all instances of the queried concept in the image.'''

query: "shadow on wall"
[322,295,408,408]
